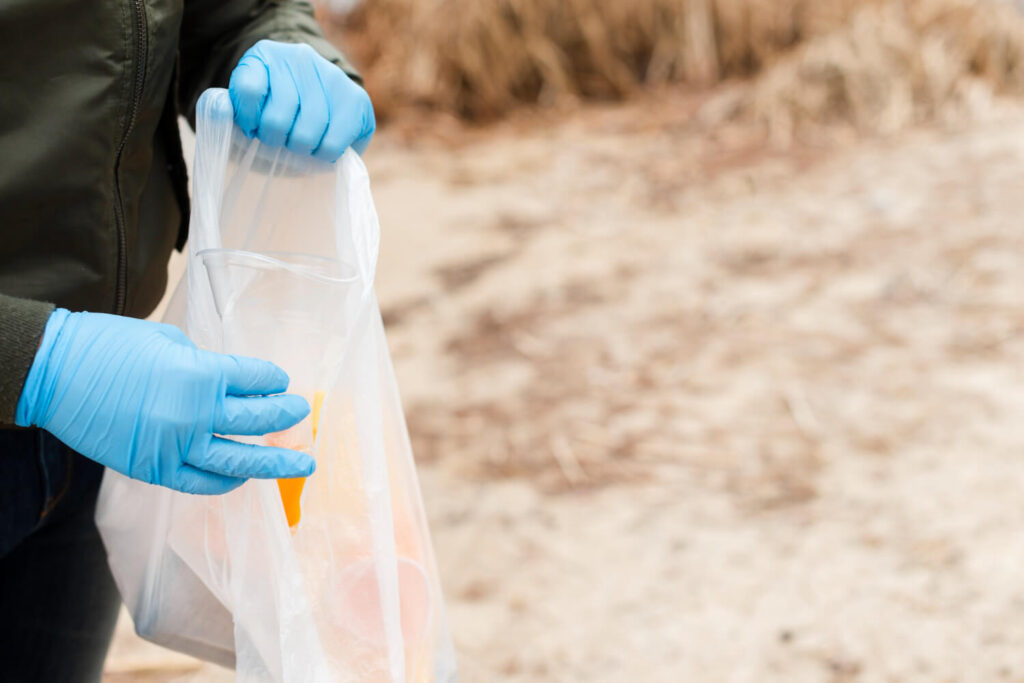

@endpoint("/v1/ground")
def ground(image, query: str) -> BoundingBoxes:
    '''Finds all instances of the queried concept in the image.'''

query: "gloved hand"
[16,309,314,495]
[228,39,375,161]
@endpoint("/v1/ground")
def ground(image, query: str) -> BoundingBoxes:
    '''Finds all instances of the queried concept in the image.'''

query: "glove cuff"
[15,308,71,428]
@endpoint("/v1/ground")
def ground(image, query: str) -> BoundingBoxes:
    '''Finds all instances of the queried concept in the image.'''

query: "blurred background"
[107,0,1024,680]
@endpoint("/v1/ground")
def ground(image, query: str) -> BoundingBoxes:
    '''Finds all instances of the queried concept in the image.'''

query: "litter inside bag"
[199,248,353,527]
[96,88,457,683]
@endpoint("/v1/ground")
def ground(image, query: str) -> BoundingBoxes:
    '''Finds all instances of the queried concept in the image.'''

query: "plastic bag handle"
[192,88,380,288]
[336,150,381,295]
[187,89,382,349]
[191,89,234,256]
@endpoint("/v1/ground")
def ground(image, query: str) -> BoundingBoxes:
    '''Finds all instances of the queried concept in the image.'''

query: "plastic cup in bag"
[199,249,356,393]
[200,248,356,527]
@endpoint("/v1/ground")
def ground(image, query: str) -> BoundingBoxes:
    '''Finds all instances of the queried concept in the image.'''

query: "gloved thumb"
[229,55,270,138]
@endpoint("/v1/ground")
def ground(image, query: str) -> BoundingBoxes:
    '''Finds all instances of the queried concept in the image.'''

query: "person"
[0,1,375,680]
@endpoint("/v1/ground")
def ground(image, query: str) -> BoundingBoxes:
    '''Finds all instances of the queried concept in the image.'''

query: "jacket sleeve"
[0,294,53,424]
[178,0,361,124]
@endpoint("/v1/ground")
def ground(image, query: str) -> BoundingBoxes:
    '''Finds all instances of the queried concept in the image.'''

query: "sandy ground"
[105,96,1024,681]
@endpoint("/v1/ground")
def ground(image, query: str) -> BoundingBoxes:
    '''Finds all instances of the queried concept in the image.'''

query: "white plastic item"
[95,88,457,683]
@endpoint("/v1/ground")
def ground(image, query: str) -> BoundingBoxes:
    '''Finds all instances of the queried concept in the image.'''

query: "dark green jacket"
[0,0,358,423]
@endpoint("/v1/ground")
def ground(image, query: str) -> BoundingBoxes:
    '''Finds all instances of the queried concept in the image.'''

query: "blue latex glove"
[228,40,375,161]
[16,309,314,495]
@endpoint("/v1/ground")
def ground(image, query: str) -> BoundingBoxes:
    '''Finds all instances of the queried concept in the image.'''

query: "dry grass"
[323,0,1024,136]
[327,0,870,119]
[719,0,1024,143]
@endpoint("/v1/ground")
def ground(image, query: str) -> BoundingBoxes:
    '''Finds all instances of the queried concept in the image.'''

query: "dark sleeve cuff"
[0,295,53,425]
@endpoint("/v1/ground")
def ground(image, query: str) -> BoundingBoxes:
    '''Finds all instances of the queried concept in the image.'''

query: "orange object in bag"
[272,390,325,527]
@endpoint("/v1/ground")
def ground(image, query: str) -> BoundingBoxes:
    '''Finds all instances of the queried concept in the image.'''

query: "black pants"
[0,428,121,682]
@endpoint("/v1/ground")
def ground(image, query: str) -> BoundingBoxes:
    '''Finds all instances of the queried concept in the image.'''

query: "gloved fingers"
[229,53,270,138]
[286,57,330,155]
[191,436,316,479]
[257,62,301,148]
[172,463,246,496]
[215,394,310,436]
[216,354,290,395]
[313,92,375,162]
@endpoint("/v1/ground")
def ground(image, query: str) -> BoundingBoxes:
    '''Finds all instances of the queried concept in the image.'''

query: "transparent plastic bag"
[95,88,457,683]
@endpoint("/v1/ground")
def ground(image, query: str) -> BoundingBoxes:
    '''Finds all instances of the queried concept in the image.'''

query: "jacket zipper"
[112,0,148,315]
